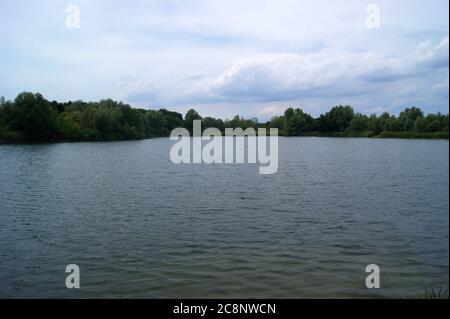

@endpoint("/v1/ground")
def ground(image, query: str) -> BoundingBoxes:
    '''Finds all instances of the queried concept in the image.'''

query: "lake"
[0,137,448,298]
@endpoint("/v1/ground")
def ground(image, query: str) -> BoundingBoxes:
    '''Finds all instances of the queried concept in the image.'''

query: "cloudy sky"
[0,0,448,120]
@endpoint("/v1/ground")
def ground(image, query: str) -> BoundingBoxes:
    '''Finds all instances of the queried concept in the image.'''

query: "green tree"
[319,105,354,132]
[59,115,82,140]
[348,113,369,132]
[424,113,446,132]
[399,107,424,131]
[1,92,448,142]
[160,109,183,132]
[270,116,285,132]
[10,92,58,142]
[284,108,314,135]
[383,116,402,131]
[145,110,167,136]
[184,109,202,134]
[367,114,380,134]
[202,117,225,132]
[414,117,428,132]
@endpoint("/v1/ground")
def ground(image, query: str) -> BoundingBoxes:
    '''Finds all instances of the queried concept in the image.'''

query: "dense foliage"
[0,92,448,143]
[271,105,449,138]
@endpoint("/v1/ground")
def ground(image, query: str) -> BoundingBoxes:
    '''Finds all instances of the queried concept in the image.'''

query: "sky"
[0,0,448,120]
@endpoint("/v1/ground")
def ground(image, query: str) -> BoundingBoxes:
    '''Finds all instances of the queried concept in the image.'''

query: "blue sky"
[0,0,448,120]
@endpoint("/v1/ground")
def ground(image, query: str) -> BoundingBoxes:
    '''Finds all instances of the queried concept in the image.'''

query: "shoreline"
[0,133,448,146]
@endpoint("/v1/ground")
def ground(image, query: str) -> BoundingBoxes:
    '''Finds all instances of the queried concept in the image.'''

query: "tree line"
[0,92,448,143]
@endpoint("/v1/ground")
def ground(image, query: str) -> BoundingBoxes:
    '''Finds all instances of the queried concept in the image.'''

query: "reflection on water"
[0,137,448,298]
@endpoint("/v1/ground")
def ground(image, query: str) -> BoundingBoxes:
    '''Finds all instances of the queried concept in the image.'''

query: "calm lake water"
[0,137,448,298]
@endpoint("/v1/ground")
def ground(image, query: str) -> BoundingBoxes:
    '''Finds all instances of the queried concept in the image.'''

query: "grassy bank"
[279,131,449,139]
[378,131,449,139]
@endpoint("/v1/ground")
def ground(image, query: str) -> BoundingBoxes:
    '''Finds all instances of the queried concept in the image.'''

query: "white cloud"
[187,37,449,105]
[260,106,283,116]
